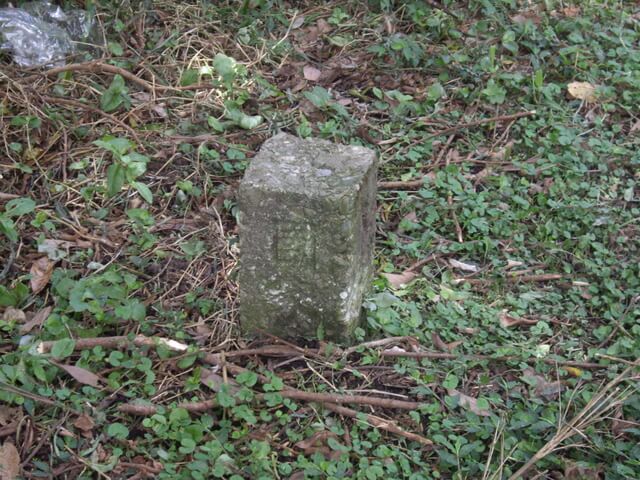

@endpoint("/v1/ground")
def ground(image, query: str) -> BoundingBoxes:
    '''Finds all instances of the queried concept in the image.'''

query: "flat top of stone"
[242,133,376,197]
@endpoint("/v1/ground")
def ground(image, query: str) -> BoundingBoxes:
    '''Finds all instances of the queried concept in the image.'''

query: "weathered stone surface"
[238,133,377,340]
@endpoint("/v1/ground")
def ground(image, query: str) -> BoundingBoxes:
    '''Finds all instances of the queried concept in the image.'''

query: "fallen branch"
[322,403,433,446]
[119,389,420,415]
[277,390,421,410]
[378,177,431,190]
[342,336,417,357]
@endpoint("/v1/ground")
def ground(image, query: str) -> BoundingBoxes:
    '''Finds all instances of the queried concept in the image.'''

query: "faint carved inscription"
[273,220,316,279]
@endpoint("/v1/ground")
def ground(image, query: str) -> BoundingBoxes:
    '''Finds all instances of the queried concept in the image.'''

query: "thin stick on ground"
[427,111,536,138]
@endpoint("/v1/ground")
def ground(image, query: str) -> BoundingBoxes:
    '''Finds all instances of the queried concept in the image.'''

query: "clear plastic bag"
[0,1,94,67]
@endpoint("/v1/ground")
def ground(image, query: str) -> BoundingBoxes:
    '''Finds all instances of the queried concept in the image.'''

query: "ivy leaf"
[107,423,129,439]
[217,384,236,408]
[51,338,76,360]
[482,79,507,105]
[236,371,258,387]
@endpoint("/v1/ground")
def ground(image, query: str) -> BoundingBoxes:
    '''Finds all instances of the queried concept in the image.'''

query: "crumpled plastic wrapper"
[0,1,94,67]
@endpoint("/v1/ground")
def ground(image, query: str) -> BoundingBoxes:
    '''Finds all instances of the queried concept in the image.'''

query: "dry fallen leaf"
[564,461,601,480]
[567,81,597,103]
[295,431,340,460]
[2,308,25,324]
[303,65,321,82]
[448,389,491,416]
[30,257,54,294]
[316,18,331,34]
[383,270,418,289]
[201,368,239,394]
[612,407,638,437]
[295,430,338,452]
[564,366,583,378]
[0,407,20,427]
[505,259,524,269]
[20,306,52,334]
[457,326,479,335]
[449,259,479,273]
[562,6,581,17]
[382,14,396,34]
[0,442,20,480]
[499,310,538,328]
[511,12,541,25]
[54,363,101,387]
[431,333,462,352]
[522,368,564,400]
[73,414,95,433]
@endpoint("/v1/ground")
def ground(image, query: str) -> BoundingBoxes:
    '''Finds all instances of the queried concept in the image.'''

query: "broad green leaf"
[304,86,331,108]
[212,53,237,83]
[124,161,148,180]
[94,136,132,156]
[208,116,226,132]
[106,163,125,197]
[100,74,128,112]
[114,299,146,321]
[0,285,17,306]
[132,181,153,203]
[0,282,28,307]
[238,114,263,130]
[108,41,124,56]
[224,107,263,130]
[427,82,446,101]
[4,197,36,217]
[0,216,18,242]
[180,69,199,86]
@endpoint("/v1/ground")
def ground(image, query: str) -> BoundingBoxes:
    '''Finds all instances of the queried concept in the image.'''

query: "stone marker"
[238,133,377,340]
